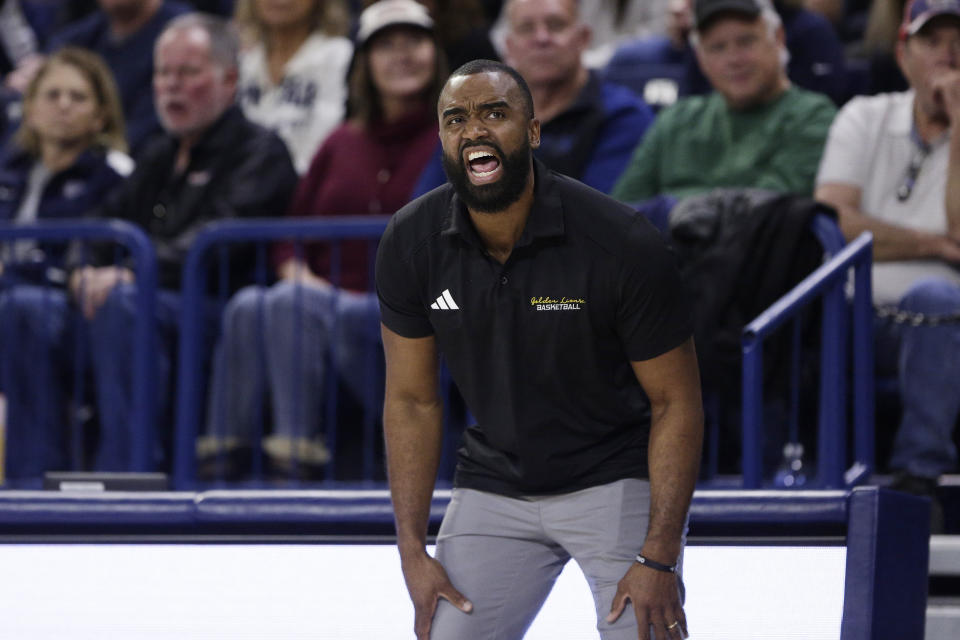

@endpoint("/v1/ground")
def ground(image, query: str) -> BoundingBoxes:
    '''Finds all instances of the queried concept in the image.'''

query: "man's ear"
[895,37,910,80]
[528,118,541,149]
[577,23,592,51]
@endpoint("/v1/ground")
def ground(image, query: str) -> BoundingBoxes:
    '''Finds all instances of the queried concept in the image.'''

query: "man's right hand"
[400,550,473,640]
[933,70,960,124]
[69,265,134,320]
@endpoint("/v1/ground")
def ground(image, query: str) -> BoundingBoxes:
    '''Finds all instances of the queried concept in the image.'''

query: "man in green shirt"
[611,0,836,204]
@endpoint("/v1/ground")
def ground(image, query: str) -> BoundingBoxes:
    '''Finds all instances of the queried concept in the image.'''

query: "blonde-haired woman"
[0,47,132,479]
[1,46,132,271]
[234,0,353,173]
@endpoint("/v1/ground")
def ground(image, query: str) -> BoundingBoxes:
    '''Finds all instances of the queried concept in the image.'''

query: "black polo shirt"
[376,161,693,496]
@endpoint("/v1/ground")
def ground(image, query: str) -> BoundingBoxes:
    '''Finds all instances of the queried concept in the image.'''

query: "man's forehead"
[157,25,211,55]
[508,0,577,21]
[439,72,521,109]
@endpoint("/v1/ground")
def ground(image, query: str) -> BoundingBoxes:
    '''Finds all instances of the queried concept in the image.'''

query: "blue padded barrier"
[194,489,451,528]
[843,486,931,640]
[0,491,195,526]
[742,231,874,488]
[0,487,855,533]
[0,220,159,472]
[689,489,848,524]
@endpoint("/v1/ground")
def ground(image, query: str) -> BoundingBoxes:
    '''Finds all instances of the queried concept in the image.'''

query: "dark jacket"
[0,146,130,282]
[0,146,129,222]
[93,105,298,290]
[668,189,833,393]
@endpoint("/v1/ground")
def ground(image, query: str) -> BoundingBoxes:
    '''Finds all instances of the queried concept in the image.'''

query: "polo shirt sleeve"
[375,216,434,338]
[815,97,870,189]
[617,218,694,362]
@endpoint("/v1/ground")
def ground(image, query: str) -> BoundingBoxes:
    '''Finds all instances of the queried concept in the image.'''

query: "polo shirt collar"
[441,158,565,248]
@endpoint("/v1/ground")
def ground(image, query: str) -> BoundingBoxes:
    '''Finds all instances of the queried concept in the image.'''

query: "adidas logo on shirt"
[430,289,459,310]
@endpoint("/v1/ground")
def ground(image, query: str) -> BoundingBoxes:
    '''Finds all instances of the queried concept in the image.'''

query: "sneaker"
[889,471,945,534]
[195,436,252,481]
[262,435,331,480]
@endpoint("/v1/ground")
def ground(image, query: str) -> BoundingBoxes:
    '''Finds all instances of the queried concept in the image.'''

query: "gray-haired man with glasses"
[815,0,960,533]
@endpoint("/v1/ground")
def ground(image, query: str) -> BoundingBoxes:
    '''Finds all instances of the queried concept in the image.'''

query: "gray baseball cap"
[694,0,770,30]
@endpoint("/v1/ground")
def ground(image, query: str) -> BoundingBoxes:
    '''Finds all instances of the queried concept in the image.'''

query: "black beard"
[442,140,532,213]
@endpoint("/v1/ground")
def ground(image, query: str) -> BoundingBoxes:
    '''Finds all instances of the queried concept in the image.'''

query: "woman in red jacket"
[200,0,447,478]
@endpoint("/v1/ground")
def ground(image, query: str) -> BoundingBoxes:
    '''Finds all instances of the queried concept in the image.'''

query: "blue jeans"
[0,285,73,477]
[0,282,183,475]
[205,280,382,442]
[87,282,184,470]
[877,277,960,478]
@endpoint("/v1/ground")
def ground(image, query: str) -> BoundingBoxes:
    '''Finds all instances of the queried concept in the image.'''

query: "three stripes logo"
[430,289,460,310]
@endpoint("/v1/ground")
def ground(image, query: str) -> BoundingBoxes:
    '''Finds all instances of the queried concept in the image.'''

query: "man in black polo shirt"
[376,60,702,640]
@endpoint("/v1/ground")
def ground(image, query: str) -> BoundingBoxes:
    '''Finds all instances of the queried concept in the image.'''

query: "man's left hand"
[933,70,960,124]
[606,562,687,640]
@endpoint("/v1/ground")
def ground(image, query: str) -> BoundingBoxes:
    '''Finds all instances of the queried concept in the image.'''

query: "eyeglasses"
[897,124,939,202]
[896,144,930,201]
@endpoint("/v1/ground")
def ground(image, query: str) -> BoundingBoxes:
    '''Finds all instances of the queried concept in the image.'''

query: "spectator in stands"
[415,0,653,196]
[42,0,193,156]
[815,0,960,532]
[0,47,132,479]
[611,0,836,204]
[406,0,499,70]
[199,0,442,477]
[490,0,672,68]
[3,13,297,475]
[605,0,847,107]
[0,0,43,78]
[234,0,353,174]
[855,0,910,94]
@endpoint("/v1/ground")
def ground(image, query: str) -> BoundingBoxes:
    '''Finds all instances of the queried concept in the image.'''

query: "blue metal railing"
[741,231,874,488]
[0,219,158,471]
[172,216,392,490]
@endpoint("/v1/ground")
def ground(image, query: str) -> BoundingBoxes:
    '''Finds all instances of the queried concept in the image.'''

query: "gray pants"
[432,479,685,639]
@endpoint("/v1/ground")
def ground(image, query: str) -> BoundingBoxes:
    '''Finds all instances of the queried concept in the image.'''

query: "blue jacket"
[413,71,653,197]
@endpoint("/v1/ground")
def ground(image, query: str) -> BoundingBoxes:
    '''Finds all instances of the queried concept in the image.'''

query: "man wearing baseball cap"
[612,0,835,204]
[816,0,960,532]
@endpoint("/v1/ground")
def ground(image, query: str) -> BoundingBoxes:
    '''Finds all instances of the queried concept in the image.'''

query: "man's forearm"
[384,395,445,558]
[642,400,703,564]
[833,201,951,262]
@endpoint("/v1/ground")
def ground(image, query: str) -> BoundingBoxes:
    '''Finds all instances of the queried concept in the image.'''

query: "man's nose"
[463,117,489,139]
[934,40,960,67]
[532,23,552,43]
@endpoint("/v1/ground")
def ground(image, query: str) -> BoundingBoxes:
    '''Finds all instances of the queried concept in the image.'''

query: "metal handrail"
[741,231,874,488]
[0,219,158,471]
[172,216,392,489]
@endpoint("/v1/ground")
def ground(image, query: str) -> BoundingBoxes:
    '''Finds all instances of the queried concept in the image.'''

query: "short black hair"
[448,59,535,119]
